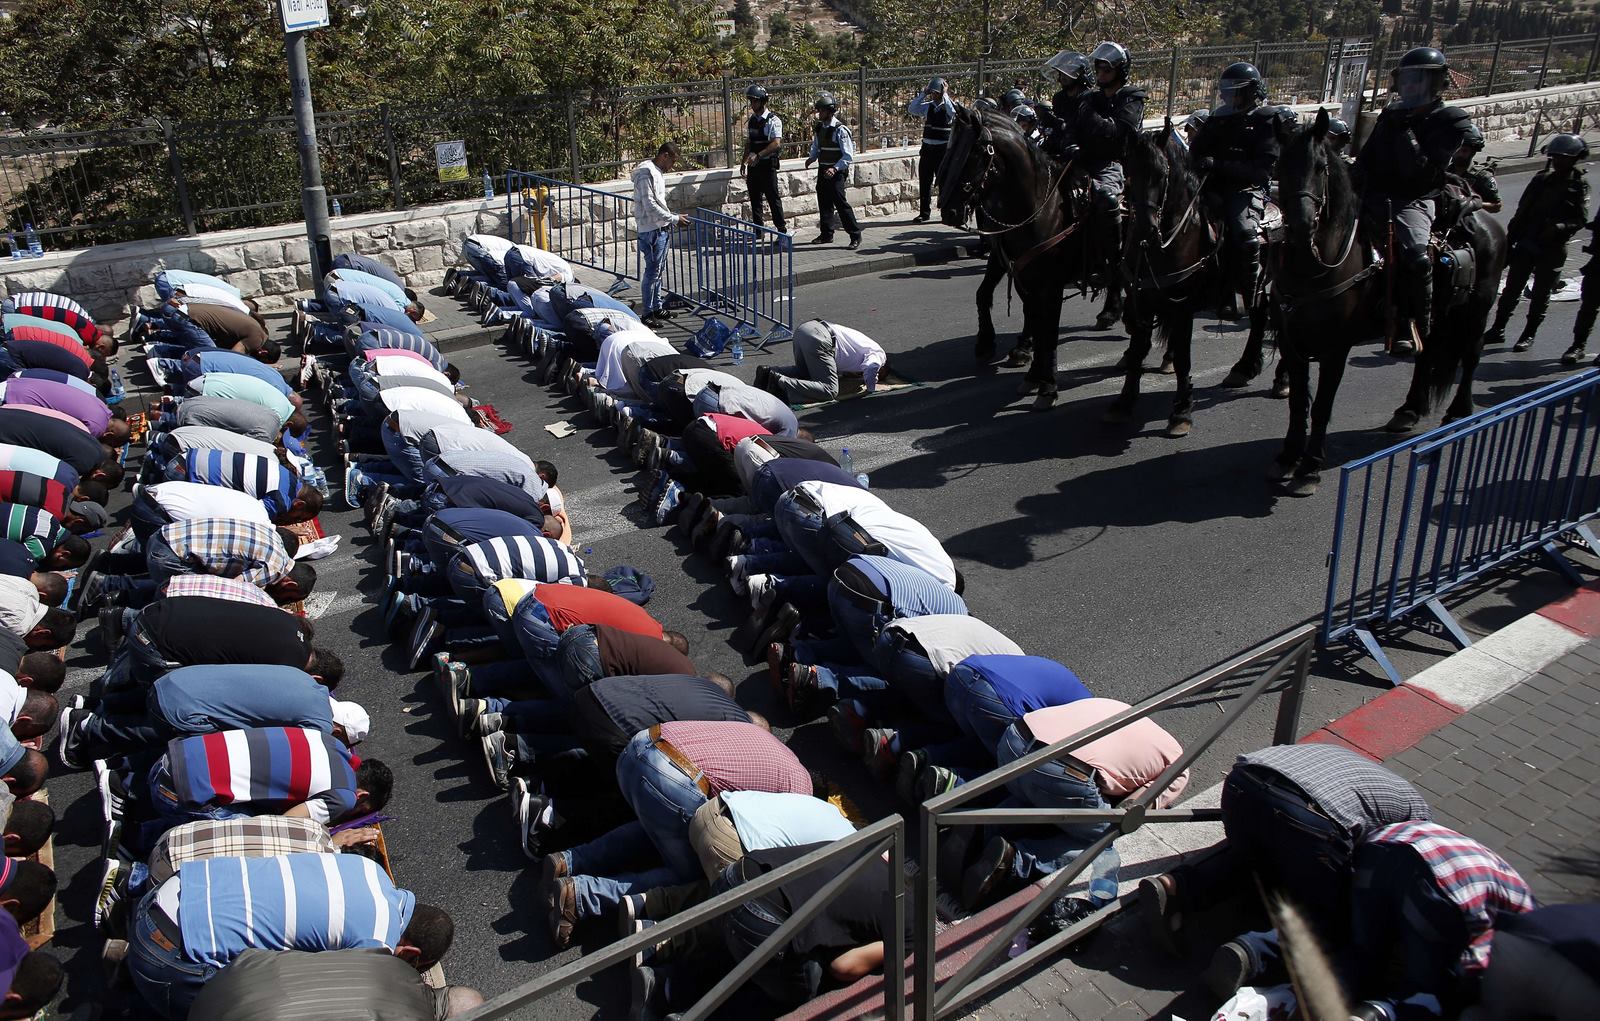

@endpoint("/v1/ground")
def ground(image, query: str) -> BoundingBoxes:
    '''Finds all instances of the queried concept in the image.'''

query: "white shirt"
[377,386,468,419]
[679,368,744,398]
[885,615,1023,676]
[595,330,673,395]
[394,408,469,442]
[0,672,22,725]
[371,356,451,388]
[0,577,45,638]
[465,233,516,258]
[176,282,252,316]
[820,322,888,376]
[796,481,958,589]
[511,244,577,284]
[631,159,677,234]
[147,481,273,527]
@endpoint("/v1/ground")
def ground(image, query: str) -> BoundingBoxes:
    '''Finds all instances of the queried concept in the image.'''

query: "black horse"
[1271,107,1508,495]
[940,105,1081,407]
[1103,129,1218,437]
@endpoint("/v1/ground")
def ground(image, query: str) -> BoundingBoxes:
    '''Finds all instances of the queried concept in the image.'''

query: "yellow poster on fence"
[435,140,469,182]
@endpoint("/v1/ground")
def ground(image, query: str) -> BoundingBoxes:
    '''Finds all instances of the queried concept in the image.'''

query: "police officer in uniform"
[1077,41,1147,330]
[1039,50,1091,157]
[1013,105,1043,146]
[1354,46,1472,353]
[1486,132,1590,352]
[1450,123,1502,214]
[1327,117,1355,162]
[1565,205,1600,364]
[908,77,955,223]
[999,88,1028,115]
[1191,62,1286,320]
[806,93,863,250]
[741,85,787,234]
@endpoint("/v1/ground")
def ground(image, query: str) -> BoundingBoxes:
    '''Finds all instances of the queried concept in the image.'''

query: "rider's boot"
[1392,259,1431,358]
[1513,283,1551,353]
[1566,302,1599,365]
[1093,213,1125,331]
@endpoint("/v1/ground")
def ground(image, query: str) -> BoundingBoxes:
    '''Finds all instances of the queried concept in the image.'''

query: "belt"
[650,725,713,798]
[1018,720,1095,785]
[153,902,184,948]
[834,577,888,615]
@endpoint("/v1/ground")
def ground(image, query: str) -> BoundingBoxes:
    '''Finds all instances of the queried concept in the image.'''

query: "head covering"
[330,699,370,745]
[69,499,107,530]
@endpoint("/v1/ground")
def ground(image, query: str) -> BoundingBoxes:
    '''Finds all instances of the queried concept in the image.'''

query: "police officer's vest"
[747,111,776,159]
[922,101,953,145]
[1198,106,1281,191]
[815,120,845,167]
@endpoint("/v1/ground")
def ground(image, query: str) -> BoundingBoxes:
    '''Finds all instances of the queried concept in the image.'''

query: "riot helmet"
[1391,47,1449,110]
[1090,41,1131,85]
[1216,62,1267,114]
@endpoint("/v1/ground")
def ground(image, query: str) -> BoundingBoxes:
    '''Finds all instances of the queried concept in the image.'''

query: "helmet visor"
[1392,67,1441,109]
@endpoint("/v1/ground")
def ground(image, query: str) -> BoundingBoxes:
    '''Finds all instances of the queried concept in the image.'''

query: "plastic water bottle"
[483,172,495,200]
[330,198,342,217]
[6,234,17,261]
[730,339,744,365]
[841,447,854,475]
[23,223,41,258]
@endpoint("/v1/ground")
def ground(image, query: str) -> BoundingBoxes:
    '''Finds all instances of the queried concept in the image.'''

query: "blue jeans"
[127,891,217,1020]
[639,228,671,314]
[994,725,1120,905]
[99,533,188,607]
[507,593,567,700]
[556,625,604,694]
[827,582,888,662]
[772,493,835,578]
[942,665,1022,754]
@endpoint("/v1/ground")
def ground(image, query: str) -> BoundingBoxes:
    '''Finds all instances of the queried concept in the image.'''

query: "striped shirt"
[171,853,413,967]
[149,816,335,885]
[6,326,94,377]
[1359,821,1535,972]
[0,445,74,488]
[184,450,298,518]
[351,326,445,370]
[847,556,967,618]
[6,292,101,345]
[157,517,293,587]
[3,312,80,347]
[0,502,65,559]
[163,727,357,824]
[0,376,110,435]
[452,536,584,588]
[655,720,812,797]
[0,470,68,519]
[1239,745,1431,837]
[161,574,279,609]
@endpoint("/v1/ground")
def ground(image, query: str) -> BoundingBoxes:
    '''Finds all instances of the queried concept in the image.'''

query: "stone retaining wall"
[2,80,1596,329]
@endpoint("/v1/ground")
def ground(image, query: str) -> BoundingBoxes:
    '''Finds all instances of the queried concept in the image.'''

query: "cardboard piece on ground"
[19,791,52,950]
[545,421,578,438]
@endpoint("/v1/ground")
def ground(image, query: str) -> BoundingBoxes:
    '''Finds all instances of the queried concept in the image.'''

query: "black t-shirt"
[0,407,104,473]
[141,597,312,668]
[764,437,838,466]
[435,475,544,525]
[738,843,909,960]
[588,674,749,739]
[0,540,36,579]
[594,624,695,678]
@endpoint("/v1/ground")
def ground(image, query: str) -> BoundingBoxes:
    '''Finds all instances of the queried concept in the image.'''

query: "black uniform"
[1039,89,1081,159]
[1491,165,1590,347]
[1355,101,1473,332]
[1192,105,1286,311]
[812,118,861,242]
[1074,85,1146,328]
[1571,211,1600,356]
[1462,166,1501,209]
[745,109,786,232]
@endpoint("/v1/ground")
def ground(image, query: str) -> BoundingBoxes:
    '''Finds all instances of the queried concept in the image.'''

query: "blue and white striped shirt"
[849,555,967,617]
[452,535,584,588]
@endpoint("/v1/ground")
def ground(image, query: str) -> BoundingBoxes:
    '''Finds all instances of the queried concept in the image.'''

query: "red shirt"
[704,413,770,452]
[534,583,663,638]
[657,721,811,797]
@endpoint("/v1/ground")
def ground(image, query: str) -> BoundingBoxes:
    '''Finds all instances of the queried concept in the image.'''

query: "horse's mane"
[1131,129,1200,201]
[974,107,1069,190]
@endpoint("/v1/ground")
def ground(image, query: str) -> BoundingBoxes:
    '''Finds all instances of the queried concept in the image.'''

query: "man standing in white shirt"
[631,142,692,328]
[757,319,887,403]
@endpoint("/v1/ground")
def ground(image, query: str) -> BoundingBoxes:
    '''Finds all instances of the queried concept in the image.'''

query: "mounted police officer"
[999,88,1028,115]
[1327,116,1354,162]
[1487,132,1590,352]
[1077,41,1146,330]
[1039,50,1091,158]
[1450,123,1502,214]
[1354,46,1473,353]
[1013,105,1043,146]
[805,93,863,250]
[1191,62,1286,320]
[909,77,956,223]
[741,84,787,234]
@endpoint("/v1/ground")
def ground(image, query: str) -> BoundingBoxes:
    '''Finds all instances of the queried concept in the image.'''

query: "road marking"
[303,591,368,620]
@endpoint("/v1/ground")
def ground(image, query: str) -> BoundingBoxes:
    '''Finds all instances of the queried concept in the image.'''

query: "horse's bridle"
[955,129,1076,237]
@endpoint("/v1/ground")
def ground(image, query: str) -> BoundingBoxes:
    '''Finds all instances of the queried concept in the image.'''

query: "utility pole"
[281,0,333,300]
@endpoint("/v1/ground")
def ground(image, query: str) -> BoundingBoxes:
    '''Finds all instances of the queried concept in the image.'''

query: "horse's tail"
[1427,308,1489,409]
[1268,893,1350,1021]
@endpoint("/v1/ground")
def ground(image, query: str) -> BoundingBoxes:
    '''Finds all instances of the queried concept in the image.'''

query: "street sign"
[435,140,469,183]
[280,0,329,33]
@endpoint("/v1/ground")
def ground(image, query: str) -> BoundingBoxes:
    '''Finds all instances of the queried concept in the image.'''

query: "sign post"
[281,0,333,299]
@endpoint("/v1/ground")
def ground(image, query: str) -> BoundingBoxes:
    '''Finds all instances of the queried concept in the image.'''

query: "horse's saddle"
[1260,197,1285,246]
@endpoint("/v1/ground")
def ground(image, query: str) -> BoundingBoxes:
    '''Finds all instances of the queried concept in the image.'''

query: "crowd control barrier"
[1323,369,1600,684]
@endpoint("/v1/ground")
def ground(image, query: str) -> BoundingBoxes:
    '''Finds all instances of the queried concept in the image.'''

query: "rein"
[968,144,1075,236]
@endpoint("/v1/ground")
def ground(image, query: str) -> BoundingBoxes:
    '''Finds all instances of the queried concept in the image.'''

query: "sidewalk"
[955,594,1600,1021]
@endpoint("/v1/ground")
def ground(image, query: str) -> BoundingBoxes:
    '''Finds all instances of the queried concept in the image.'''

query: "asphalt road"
[42,167,1600,1020]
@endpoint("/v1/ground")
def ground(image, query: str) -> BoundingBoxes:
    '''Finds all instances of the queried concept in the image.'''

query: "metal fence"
[456,815,906,1021]
[9,29,1600,250]
[1323,370,1600,685]
[912,625,1316,1019]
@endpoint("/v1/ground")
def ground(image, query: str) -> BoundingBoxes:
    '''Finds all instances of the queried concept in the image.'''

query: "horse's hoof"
[1158,357,1176,375]
[1031,389,1059,412]
[1016,379,1043,396]
[1270,380,1291,399]
[1219,366,1259,388]
[1383,410,1421,434]
[1102,402,1134,425]
[1283,473,1322,498]
[1166,418,1192,438]
[1002,350,1032,369]
[1267,458,1298,481]
[975,341,997,362]
[1116,353,1142,371]
[1094,315,1120,331]
[1441,410,1468,426]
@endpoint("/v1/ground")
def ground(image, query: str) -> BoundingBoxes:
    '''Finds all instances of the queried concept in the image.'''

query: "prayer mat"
[790,367,920,410]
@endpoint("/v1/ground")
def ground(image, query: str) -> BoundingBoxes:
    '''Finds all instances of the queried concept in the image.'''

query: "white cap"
[330,699,370,745]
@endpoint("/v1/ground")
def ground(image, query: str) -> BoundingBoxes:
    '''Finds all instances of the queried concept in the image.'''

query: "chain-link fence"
[6,29,1599,250]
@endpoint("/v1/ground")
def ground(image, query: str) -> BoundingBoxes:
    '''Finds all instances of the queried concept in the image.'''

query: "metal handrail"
[457,815,906,1021]
[911,625,1317,1019]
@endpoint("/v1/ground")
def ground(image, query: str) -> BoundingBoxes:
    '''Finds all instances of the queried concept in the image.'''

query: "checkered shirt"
[1239,744,1432,836]
[656,721,812,797]
[158,517,293,587]
[161,573,279,609]
[148,815,335,884]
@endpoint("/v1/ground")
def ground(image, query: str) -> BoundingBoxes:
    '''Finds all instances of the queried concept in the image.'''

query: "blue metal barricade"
[504,171,793,342]
[1324,369,1600,683]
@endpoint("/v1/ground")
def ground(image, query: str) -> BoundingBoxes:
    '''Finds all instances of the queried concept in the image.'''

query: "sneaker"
[447,662,471,721]
[407,607,439,671]
[361,481,390,527]
[542,850,570,889]
[514,780,551,860]
[896,748,928,804]
[752,602,801,655]
[57,706,88,770]
[677,491,708,537]
[98,606,124,653]
[458,698,487,739]
[747,573,777,617]
[783,661,818,710]
[93,858,123,934]
[1204,940,1252,1000]
[1139,874,1183,956]
[475,710,503,737]
[828,703,867,756]
[726,555,751,596]
[101,817,123,863]
[653,481,682,525]
[961,836,1016,910]
[635,429,662,469]
[549,876,578,950]
[709,517,744,562]
[637,469,667,509]
[383,589,416,634]
[917,763,960,802]
[480,731,512,790]
[690,506,721,548]
[631,963,664,1021]
[861,727,897,779]
[70,549,104,616]
[343,463,367,510]
[374,496,402,542]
